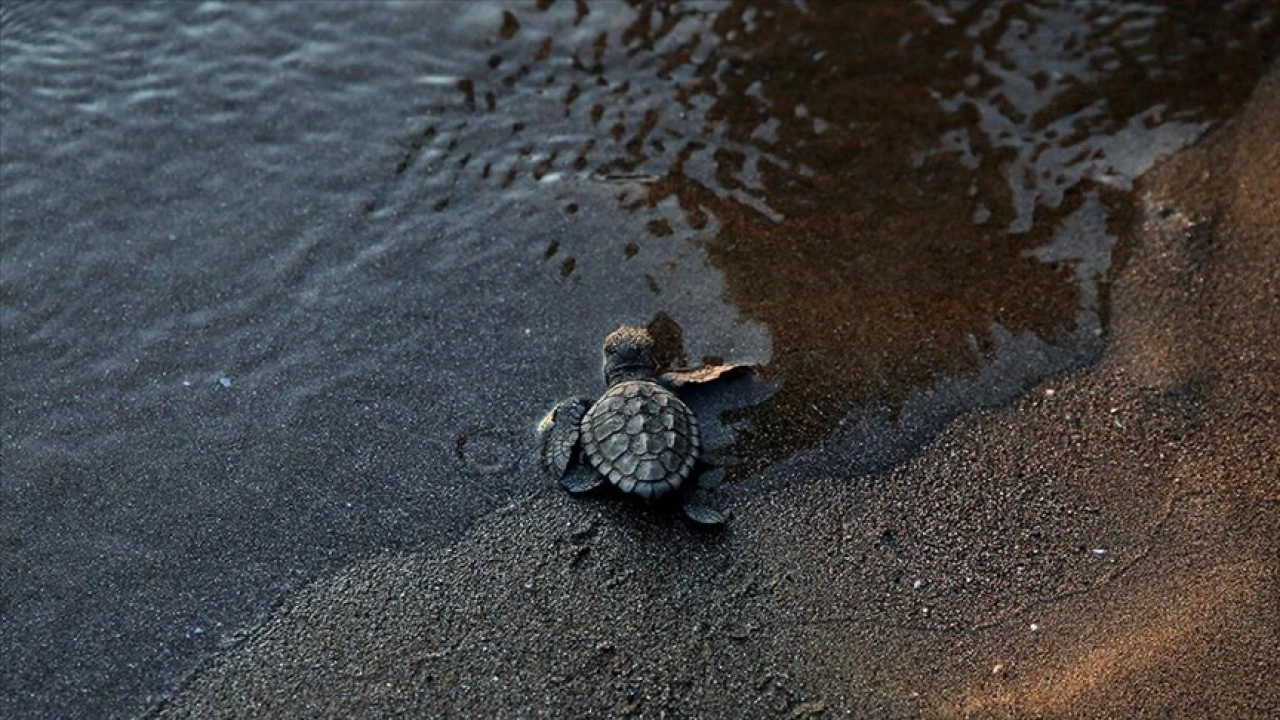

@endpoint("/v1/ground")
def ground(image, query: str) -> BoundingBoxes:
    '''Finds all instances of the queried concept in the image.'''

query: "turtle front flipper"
[681,466,728,526]
[537,396,593,478]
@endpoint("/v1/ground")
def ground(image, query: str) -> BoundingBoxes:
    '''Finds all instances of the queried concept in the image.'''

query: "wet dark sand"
[158,69,1279,719]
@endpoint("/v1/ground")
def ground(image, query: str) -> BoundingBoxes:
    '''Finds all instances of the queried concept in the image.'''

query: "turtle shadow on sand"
[537,324,762,527]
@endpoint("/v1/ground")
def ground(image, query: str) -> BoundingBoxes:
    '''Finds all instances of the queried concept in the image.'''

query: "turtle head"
[602,324,659,385]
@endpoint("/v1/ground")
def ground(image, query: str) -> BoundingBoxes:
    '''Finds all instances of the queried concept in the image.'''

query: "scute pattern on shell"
[579,379,699,499]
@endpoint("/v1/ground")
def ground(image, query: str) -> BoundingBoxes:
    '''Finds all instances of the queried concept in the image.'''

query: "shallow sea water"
[1,1,1276,717]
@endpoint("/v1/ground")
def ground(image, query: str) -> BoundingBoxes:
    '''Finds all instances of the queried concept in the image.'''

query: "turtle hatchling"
[538,324,726,525]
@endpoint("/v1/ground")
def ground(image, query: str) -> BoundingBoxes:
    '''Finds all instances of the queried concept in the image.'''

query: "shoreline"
[157,69,1279,720]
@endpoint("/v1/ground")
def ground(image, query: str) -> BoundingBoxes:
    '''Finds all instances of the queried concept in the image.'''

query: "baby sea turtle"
[538,325,726,525]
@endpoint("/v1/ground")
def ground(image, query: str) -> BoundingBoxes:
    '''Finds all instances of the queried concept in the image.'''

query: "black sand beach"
[2,3,1277,718]
[159,64,1279,720]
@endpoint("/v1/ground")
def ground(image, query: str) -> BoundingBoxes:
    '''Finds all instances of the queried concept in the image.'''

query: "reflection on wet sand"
[664,0,1275,467]
[399,0,1277,470]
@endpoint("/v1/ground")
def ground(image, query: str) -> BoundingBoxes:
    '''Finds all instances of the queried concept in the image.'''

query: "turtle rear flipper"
[682,468,728,526]
[682,499,727,526]
[538,396,592,478]
[561,463,606,494]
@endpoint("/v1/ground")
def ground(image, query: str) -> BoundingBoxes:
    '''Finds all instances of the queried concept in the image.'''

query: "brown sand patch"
[961,538,1275,718]
[754,373,1187,634]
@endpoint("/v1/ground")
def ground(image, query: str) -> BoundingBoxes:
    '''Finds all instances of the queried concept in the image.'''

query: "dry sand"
[157,69,1279,719]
